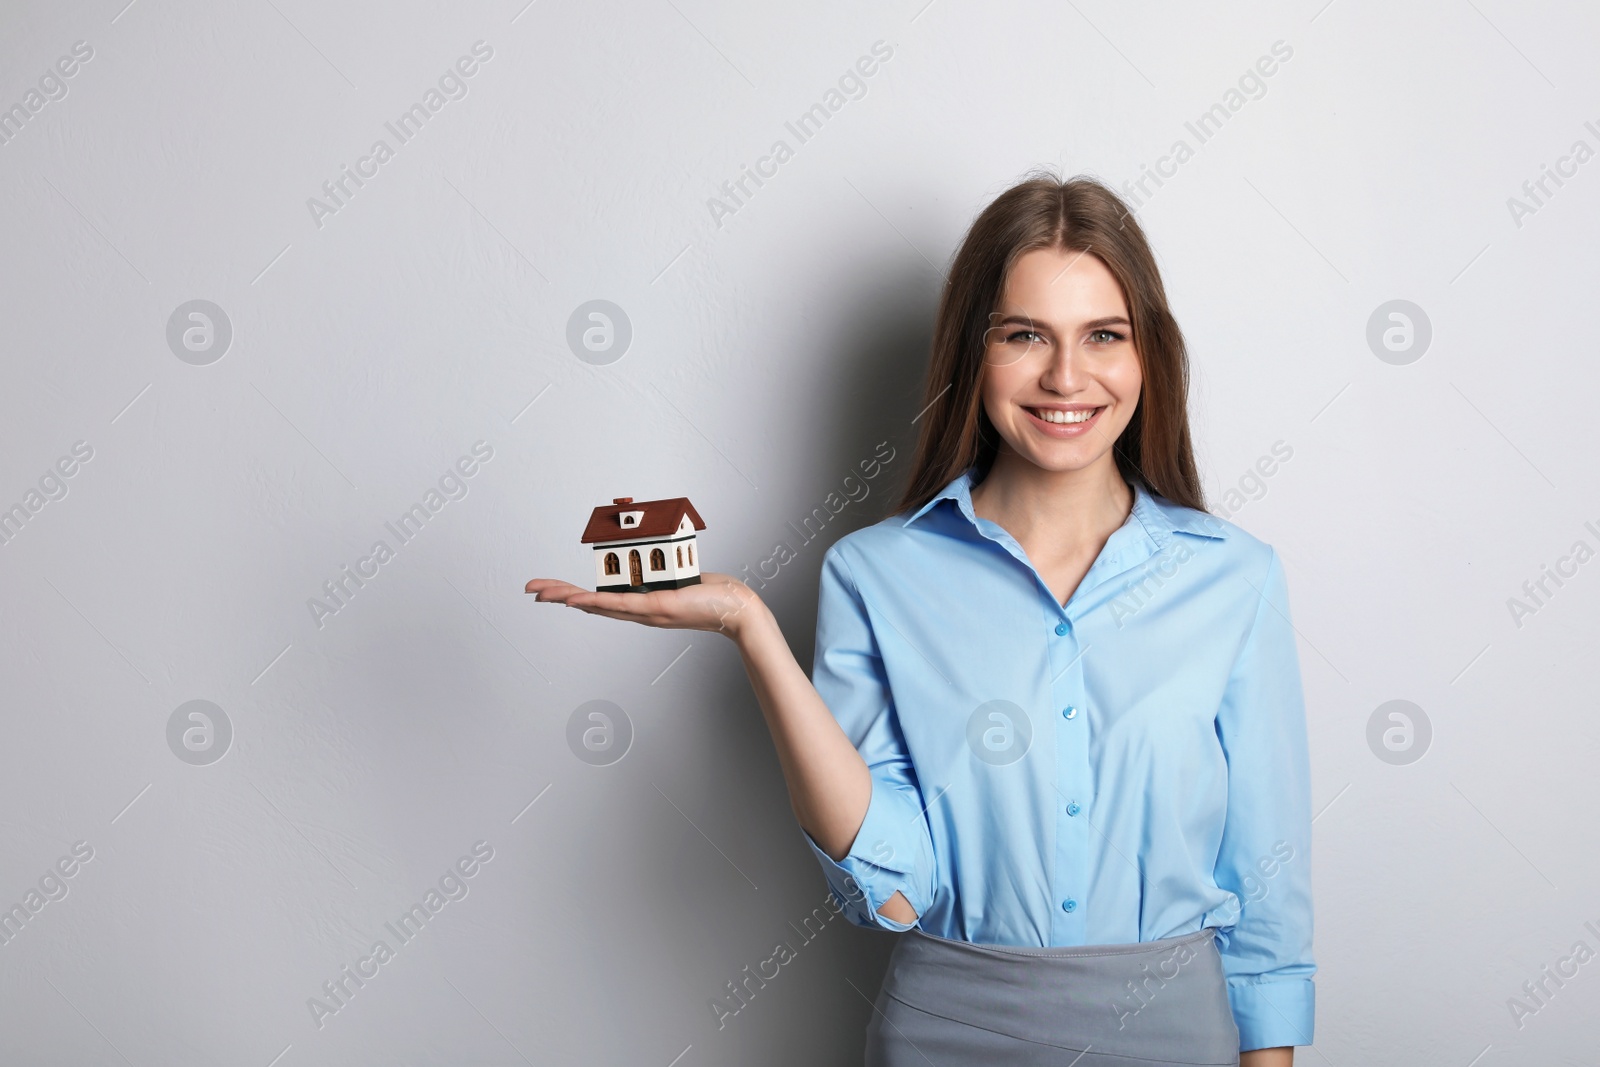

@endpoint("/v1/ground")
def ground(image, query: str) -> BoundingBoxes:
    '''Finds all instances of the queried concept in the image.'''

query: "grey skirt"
[864,926,1240,1066]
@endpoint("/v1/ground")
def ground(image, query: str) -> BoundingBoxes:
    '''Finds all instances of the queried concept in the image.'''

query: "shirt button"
[1062,705,1078,720]
[1066,801,1081,816]
[1054,622,1068,636]
[1061,898,1078,912]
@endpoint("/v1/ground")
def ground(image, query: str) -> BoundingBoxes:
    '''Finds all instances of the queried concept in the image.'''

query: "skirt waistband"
[869,925,1239,1065]
[906,923,1220,959]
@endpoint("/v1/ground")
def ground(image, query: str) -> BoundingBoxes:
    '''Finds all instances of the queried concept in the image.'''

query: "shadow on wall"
[698,252,940,1056]
[767,245,940,655]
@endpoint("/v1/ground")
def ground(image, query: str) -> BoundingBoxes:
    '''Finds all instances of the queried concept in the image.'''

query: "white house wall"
[592,535,699,586]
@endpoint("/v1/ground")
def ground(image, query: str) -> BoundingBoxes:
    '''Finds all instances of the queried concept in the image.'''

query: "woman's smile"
[1022,403,1106,436]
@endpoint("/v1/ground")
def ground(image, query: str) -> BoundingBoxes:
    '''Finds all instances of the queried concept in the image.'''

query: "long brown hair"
[895,173,1206,516]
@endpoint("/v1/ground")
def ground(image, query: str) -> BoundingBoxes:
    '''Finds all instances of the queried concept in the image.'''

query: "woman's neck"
[970,450,1134,559]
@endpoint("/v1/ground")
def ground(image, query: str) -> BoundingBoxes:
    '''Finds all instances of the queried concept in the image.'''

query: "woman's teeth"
[1032,407,1098,424]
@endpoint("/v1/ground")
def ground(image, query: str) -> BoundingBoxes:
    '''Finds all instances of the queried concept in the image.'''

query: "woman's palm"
[525,572,758,635]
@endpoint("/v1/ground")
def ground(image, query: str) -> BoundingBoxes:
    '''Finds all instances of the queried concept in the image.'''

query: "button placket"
[1048,614,1089,941]
[971,488,1147,943]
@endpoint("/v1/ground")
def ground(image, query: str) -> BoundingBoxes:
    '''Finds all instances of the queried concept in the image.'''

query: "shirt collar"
[903,466,1228,548]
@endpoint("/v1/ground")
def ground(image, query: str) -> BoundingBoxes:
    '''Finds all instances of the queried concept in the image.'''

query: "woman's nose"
[1039,345,1082,392]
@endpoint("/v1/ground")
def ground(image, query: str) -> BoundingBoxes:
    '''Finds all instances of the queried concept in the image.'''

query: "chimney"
[612,497,633,504]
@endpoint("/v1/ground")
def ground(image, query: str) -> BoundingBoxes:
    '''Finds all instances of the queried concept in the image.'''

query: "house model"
[581,495,705,592]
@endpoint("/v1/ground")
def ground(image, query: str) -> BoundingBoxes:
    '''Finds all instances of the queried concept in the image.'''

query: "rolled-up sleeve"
[801,545,937,932]
[1212,548,1317,1050]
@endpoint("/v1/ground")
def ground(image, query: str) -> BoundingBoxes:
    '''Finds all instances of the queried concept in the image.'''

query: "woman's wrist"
[717,583,773,644]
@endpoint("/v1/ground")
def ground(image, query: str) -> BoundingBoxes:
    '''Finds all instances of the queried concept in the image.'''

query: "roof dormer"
[612,497,645,528]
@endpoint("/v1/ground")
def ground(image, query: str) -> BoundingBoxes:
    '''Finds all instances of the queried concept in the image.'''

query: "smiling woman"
[528,173,1313,1067]
[832,178,1312,1065]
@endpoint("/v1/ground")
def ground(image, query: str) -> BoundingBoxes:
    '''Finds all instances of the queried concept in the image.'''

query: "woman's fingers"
[527,579,667,623]
[526,579,662,614]
[525,578,585,602]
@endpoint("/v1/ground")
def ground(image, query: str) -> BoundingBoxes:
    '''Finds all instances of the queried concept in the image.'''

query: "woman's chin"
[999,441,1111,476]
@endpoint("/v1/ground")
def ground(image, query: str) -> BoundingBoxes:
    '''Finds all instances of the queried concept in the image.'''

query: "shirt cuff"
[801,778,924,932]
[1227,975,1315,1051]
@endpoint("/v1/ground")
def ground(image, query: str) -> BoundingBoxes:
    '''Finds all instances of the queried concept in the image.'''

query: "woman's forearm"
[732,601,874,861]
[729,601,919,923]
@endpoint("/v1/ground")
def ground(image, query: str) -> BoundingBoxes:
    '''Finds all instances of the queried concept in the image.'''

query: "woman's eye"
[1007,330,1044,344]
[1088,329,1124,344]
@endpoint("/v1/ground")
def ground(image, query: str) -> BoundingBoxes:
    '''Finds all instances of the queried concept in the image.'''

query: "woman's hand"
[525,572,767,640]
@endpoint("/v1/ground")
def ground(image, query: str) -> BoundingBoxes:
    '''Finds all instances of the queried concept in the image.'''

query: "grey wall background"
[2,0,1597,1063]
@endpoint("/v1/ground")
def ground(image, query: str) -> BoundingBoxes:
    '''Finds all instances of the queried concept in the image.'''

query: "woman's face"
[979,247,1143,477]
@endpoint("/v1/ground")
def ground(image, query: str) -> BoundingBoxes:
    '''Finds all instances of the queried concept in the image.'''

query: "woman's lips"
[1023,405,1105,438]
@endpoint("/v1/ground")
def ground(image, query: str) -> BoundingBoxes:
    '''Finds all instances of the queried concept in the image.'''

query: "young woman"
[527,175,1315,1066]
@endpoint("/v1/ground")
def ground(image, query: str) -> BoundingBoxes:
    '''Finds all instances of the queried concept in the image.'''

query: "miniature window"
[603,552,620,575]
[676,545,684,567]
[688,543,695,565]
[650,548,666,571]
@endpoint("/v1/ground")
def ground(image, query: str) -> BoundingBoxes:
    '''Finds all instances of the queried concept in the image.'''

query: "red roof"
[581,496,705,544]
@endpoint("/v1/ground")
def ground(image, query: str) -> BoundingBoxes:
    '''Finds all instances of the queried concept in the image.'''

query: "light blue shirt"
[803,467,1315,1051]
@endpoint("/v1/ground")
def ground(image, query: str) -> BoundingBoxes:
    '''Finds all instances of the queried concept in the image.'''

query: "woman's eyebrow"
[991,314,1130,331]
[992,314,1050,330]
